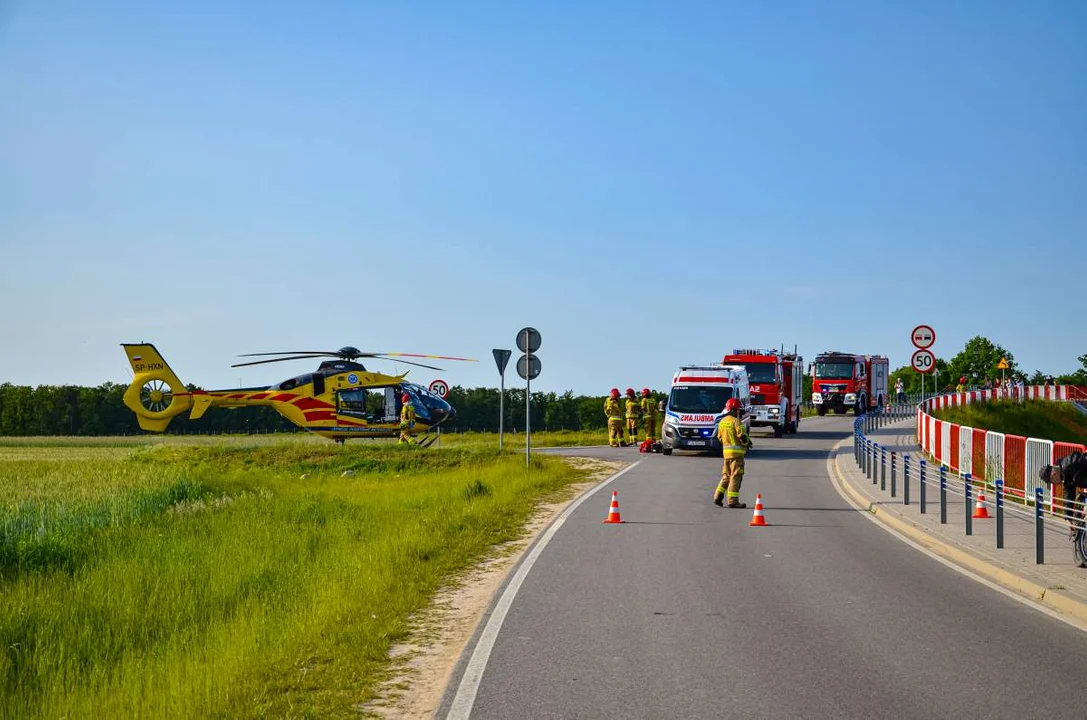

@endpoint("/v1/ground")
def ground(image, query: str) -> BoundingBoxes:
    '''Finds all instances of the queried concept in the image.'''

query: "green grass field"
[0,433,599,718]
[931,400,1087,444]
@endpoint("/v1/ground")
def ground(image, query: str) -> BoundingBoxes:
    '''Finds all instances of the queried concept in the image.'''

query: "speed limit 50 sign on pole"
[911,349,935,374]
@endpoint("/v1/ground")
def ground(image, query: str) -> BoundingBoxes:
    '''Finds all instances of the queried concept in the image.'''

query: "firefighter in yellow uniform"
[624,388,642,447]
[715,398,753,507]
[640,388,657,443]
[398,392,415,444]
[604,388,624,447]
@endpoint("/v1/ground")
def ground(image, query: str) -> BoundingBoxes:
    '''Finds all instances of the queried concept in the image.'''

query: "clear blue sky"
[2,1,1084,395]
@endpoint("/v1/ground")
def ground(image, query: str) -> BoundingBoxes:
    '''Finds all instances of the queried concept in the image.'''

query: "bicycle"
[1072,492,1087,569]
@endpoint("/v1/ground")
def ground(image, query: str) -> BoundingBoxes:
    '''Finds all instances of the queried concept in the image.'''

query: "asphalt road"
[442,416,1087,719]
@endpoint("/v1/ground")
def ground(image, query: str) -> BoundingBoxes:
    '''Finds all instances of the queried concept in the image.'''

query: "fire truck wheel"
[817,406,827,417]
[773,425,783,438]
[662,448,672,455]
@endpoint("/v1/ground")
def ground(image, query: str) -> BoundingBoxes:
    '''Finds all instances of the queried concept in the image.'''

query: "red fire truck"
[722,348,803,437]
[810,351,889,416]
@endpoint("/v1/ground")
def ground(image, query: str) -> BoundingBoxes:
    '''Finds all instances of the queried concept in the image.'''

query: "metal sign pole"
[525,329,531,467]
[492,349,512,451]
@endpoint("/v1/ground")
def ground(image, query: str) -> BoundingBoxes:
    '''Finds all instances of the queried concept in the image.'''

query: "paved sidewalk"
[832,419,1087,625]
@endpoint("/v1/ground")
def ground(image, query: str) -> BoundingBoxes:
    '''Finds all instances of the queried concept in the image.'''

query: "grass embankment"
[932,400,1087,444]
[0,435,592,718]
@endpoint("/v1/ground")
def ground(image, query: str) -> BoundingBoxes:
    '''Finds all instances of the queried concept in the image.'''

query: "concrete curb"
[829,437,1087,627]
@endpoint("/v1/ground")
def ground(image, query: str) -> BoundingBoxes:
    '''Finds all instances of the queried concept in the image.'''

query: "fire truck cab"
[722,348,803,437]
[811,351,889,416]
[661,365,751,456]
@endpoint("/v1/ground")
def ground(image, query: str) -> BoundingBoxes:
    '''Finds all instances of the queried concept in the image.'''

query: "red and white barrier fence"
[916,386,1087,507]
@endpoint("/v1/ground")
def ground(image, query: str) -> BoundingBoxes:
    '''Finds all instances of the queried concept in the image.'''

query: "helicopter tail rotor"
[120,344,193,431]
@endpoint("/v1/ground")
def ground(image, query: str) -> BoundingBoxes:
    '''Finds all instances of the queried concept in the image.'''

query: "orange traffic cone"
[972,493,992,519]
[602,490,624,524]
[749,494,769,526]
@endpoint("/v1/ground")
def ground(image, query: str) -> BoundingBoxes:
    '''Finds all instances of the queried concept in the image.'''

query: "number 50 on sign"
[911,349,936,374]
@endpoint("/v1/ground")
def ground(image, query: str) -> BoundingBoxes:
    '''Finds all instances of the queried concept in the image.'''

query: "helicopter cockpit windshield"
[402,384,455,425]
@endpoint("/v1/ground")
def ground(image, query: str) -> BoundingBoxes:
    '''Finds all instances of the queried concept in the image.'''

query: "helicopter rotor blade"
[374,356,445,371]
[230,355,336,368]
[235,351,337,358]
[377,352,477,362]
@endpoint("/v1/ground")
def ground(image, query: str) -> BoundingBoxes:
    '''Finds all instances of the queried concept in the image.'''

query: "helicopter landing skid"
[415,433,440,448]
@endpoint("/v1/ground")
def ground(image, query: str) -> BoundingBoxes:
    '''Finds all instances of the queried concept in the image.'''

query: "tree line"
[0,383,672,437]
[2,338,1081,436]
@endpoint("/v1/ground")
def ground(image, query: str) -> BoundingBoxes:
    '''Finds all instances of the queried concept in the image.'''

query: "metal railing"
[852,406,1086,565]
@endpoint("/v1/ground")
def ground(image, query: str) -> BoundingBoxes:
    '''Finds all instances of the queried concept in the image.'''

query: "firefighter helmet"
[725,398,742,414]
[626,388,635,397]
[610,388,620,398]
[401,393,410,403]
[641,388,651,397]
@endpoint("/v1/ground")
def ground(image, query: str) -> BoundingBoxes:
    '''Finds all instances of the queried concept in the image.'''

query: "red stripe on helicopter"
[271,393,297,402]
[227,393,247,399]
[248,393,271,400]
[292,397,334,410]
[304,411,337,422]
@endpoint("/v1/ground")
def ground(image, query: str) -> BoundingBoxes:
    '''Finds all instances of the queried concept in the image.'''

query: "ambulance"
[660,364,751,456]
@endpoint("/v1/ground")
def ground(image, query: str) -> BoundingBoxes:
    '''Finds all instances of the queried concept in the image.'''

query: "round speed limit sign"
[911,349,936,374]
[428,379,449,399]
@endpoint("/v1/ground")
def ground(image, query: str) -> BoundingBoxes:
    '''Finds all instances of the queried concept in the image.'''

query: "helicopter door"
[383,388,399,422]
[312,374,325,396]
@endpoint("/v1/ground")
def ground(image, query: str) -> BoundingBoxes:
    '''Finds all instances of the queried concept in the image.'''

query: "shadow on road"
[752,449,840,461]
[766,507,855,512]
[791,430,853,440]
[755,523,840,528]
[621,521,701,526]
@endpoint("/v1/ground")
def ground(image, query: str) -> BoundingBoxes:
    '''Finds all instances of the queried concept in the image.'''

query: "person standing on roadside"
[714,398,753,508]
[640,388,658,444]
[894,377,906,405]
[624,388,642,447]
[604,388,624,447]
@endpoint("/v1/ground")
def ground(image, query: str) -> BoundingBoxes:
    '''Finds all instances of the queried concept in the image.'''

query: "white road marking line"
[825,445,1087,633]
[446,460,643,719]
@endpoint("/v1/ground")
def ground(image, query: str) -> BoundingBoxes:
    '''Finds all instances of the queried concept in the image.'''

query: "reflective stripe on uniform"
[727,491,740,498]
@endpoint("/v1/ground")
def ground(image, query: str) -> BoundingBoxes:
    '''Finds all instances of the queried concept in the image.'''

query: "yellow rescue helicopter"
[120,343,476,445]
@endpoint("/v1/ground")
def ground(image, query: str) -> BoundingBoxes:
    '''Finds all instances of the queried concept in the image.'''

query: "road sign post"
[516,328,541,467]
[492,349,512,450]
[911,325,936,402]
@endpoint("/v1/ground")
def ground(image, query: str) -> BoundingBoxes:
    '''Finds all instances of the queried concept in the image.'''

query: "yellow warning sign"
[996,358,1009,370]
